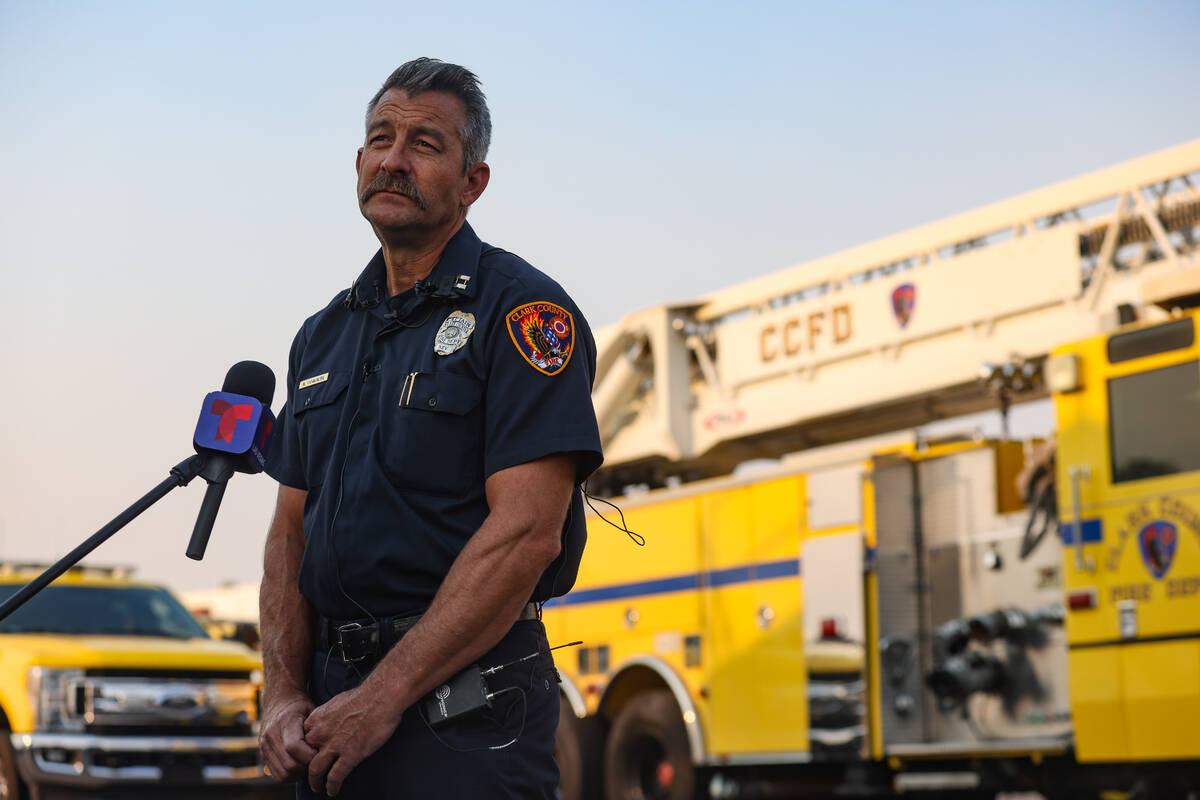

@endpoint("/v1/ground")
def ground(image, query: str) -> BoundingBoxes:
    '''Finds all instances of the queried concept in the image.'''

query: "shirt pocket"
[380,371,484,495]
[292,371,352,488]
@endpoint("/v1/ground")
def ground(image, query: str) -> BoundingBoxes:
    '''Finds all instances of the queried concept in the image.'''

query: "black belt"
[319,602,541,664]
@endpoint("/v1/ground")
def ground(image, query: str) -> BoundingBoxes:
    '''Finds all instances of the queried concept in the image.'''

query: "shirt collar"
[344,222,482,317]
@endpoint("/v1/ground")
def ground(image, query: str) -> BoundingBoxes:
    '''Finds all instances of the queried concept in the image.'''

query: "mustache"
[360,172,428,210]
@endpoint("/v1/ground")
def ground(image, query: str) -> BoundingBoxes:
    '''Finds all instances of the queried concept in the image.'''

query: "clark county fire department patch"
[506,301,576,375]
[1138,520,1178,579]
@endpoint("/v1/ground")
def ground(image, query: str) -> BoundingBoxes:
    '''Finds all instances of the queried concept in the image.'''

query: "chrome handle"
[1069,464,1094,572]
[756,604,775,630]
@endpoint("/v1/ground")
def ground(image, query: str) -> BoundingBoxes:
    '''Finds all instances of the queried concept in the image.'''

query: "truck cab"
[0,565,273,799]
[1049,311,1200,764]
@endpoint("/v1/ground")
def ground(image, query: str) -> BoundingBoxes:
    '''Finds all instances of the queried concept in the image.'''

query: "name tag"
[299,372,329,390]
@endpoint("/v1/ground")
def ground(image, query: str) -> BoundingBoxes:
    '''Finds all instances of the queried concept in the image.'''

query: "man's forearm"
[359,512,558,716]
[259,489,315,710]
[258,486,320,783]
[358,457,573,718]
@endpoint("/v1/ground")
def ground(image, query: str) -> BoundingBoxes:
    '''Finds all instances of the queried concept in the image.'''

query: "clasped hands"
[259,686,401,797]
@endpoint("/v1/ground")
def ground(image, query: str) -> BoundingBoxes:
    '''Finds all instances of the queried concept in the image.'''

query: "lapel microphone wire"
[582,483,645,547]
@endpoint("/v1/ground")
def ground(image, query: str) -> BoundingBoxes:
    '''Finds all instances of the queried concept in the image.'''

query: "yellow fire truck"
[547,139,1200,799]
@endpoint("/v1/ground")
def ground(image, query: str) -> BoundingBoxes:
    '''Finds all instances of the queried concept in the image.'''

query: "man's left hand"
[302,686,401,796]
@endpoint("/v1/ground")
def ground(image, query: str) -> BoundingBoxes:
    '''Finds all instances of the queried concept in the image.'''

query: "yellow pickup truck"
[0,565,276,800]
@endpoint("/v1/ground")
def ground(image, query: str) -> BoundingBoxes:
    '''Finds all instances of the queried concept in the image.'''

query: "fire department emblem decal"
[1138,520,1178,579]
[507,301,575,375]
[433,311,476,356]
[892,283,916,328]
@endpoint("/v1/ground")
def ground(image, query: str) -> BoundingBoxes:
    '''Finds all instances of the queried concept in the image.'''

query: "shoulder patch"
[506,301,576,375]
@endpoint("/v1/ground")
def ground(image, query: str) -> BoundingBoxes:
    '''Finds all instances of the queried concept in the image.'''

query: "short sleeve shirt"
[266,223,603,619]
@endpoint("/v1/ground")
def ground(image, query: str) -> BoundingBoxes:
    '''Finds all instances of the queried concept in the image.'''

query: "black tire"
[556,695,606,800]
[604,690,694,800]
[0,729,24,800]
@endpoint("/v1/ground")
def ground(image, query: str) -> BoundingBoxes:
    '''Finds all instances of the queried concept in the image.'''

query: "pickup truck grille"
[64,671,258,733]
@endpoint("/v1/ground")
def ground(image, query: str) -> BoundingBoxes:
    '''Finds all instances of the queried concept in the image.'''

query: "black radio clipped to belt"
[421,636,581,730]
[422,664,492,727]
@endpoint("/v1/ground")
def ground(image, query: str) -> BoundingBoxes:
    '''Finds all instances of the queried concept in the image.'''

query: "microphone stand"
[0,454,208,623]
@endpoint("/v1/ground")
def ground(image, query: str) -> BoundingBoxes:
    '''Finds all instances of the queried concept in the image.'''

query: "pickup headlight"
[28,667,86,732]
[251,669,263,733]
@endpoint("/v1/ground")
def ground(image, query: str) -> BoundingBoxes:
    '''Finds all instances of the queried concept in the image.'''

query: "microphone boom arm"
[0,454,208,623]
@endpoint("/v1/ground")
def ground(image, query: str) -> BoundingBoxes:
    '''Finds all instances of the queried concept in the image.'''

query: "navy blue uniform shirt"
[266,223,603,620]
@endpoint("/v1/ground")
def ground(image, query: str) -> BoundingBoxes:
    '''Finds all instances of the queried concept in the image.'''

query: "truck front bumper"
[10,732,271,788]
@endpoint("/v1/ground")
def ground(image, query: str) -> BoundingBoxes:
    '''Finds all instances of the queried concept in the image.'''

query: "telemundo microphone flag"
[193,391,275,473]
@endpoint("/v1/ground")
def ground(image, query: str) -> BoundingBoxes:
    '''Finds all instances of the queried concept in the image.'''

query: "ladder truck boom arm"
[590,139,1200,491]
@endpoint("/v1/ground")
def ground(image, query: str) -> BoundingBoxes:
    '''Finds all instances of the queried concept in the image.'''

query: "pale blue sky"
[2,1,1198,591]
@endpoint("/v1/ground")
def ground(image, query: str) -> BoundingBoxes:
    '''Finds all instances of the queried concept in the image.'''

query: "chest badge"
[434,310,476,356]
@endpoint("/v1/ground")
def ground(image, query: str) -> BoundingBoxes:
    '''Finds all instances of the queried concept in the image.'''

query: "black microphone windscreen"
[222,361,275,406]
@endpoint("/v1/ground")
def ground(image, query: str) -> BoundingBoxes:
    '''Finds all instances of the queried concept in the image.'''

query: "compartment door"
[702,476,808,756]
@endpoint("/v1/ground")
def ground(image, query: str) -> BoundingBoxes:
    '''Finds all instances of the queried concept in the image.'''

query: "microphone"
[414,275,468,300]
[185,361,276,561]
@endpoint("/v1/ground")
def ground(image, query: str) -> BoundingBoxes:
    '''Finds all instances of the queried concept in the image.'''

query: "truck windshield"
[0,584,210,639]
[1109,359,1200,483]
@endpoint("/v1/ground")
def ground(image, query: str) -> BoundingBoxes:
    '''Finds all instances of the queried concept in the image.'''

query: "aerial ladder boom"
[590,139,1200,492]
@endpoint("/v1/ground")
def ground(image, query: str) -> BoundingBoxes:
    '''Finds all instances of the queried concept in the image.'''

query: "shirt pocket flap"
[295,371,351,415]
[405,372,481,416]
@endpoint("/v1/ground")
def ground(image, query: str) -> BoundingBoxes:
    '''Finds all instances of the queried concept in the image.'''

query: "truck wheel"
[0,729,24,800]
[557,695,606,800]
[604,690,693,800]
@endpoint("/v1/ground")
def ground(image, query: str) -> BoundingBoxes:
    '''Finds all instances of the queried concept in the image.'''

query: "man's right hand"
[259,693,317,782]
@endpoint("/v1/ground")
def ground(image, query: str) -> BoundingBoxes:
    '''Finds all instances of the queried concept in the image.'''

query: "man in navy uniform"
[257,58,602,798]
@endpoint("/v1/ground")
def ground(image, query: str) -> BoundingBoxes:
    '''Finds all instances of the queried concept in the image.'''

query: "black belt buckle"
[335,621,379,663]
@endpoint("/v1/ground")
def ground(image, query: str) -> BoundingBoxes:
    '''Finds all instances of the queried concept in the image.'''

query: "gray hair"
[366,58,492,172]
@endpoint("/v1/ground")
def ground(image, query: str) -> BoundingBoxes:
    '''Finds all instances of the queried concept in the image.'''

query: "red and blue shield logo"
[892,283,916,328]
[1138,520,1178,579]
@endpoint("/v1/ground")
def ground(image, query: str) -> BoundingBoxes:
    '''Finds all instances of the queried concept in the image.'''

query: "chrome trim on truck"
[10,732,269,787]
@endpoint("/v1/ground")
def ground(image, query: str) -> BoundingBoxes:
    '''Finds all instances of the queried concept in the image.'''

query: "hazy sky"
[2,1,1198,593]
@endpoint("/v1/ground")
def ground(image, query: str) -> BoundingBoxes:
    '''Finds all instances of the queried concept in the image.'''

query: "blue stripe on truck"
[1059,518,1102,544]
[545,558,801,607]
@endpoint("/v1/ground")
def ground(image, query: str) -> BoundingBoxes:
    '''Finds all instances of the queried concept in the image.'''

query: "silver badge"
[434,311,476,356]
